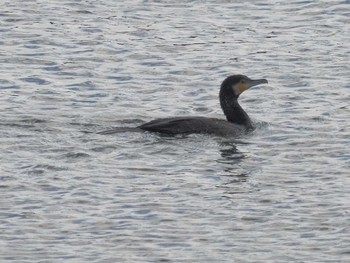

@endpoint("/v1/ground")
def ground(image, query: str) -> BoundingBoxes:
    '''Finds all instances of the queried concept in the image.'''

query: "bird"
[99,74,268,137]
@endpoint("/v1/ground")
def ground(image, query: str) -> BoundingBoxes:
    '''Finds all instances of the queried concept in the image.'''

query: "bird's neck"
[220,95,252,129]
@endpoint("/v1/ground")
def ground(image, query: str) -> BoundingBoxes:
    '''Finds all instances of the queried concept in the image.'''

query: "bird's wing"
[138,117,201,134]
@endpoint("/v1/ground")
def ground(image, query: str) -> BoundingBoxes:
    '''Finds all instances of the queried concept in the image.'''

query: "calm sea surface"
[1,1,349,262]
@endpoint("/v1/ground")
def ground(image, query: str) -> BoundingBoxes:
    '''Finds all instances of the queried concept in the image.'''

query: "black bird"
[99,75,268,137]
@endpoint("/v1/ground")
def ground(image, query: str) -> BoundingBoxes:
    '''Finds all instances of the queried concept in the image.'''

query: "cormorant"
[99,75,268,137]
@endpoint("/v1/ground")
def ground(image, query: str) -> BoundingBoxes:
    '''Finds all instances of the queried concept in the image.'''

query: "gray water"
[1,0,349,262]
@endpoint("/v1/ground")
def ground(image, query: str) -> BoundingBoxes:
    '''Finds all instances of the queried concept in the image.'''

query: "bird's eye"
[240,80,246,84]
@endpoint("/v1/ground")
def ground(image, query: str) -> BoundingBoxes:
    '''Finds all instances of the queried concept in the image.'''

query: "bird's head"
[220,74,268,99]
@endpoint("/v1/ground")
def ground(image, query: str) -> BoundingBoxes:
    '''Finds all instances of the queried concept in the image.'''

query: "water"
[1,0,349,262]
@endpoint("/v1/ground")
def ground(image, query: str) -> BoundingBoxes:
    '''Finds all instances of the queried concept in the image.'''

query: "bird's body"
[138,116,247,137]
[99,75,268,137]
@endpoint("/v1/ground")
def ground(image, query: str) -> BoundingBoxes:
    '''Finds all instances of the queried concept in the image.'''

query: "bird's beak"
[247,78,268,89]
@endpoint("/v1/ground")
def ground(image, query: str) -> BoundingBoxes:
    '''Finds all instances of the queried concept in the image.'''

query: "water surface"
[0,0,349,262]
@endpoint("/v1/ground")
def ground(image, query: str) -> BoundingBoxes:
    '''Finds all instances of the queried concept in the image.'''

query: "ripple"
[19,77,50,85]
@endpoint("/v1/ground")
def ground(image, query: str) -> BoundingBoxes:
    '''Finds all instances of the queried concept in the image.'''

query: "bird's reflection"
[216,140,249,183]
